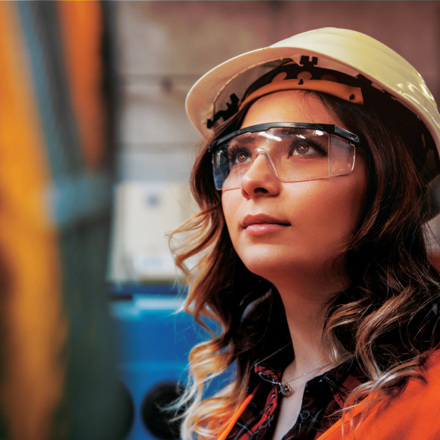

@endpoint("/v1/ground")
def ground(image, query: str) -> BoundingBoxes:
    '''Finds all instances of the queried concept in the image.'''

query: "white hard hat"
[186,27,440,215]
[186,27,440,147]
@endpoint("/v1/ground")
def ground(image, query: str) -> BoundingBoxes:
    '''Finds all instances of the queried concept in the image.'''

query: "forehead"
[241,90,344,129]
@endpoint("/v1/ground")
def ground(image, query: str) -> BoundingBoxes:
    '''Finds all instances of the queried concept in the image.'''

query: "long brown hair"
[170,89,440,439]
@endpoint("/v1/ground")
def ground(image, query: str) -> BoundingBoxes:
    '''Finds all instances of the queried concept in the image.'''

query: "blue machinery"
[110,285,204,440]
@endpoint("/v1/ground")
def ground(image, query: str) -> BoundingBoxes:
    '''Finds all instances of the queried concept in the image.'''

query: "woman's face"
[221,90,368,290]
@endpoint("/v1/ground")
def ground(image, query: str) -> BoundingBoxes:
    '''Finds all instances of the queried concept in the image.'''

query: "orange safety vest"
[218,350,440,440]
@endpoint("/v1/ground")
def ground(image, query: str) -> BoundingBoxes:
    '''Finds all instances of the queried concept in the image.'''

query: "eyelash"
[287,140,328,157]
[227,145,251,165]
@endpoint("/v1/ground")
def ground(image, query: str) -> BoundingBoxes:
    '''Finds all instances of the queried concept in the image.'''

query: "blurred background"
[1,1,440,440]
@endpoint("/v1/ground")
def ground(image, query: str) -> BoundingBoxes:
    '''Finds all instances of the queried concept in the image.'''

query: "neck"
[273,269,345,374]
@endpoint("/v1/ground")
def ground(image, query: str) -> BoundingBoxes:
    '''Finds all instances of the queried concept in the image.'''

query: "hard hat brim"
[186,27,440,159]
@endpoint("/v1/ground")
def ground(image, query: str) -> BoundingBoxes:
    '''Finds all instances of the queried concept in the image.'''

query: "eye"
[292,144,314,156]
[289,141,327,158]
[228,145,252,166]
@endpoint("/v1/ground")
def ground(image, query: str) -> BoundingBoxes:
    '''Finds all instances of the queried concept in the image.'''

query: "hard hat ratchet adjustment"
[186,27,440,217]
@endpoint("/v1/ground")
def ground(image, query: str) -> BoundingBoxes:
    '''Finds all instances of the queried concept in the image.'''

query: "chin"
[240,251,340,285]
[240,255,298,281]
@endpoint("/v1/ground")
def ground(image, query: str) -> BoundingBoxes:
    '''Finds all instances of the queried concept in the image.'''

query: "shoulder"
[396,348,440,417]
[318,349,440,440]
[422,347,440,377]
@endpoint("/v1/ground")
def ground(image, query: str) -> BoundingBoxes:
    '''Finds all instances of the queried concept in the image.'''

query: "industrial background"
[1,2,440,440]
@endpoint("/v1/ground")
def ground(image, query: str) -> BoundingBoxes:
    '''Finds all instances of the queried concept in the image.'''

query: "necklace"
[255,345,331,397]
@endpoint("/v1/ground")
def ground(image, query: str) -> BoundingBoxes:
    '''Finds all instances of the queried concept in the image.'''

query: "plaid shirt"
[225,349,366,440]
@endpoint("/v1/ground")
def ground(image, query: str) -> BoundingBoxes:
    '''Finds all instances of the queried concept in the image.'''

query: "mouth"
[241,214,291,229]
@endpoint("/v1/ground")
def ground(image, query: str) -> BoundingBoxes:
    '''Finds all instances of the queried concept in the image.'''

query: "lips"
[241,214,291,229]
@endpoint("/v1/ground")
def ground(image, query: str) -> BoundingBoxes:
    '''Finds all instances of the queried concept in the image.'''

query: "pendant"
[277,382,292,397]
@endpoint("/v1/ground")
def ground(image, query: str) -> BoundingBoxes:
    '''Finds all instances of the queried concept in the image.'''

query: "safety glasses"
[208,122,361,191]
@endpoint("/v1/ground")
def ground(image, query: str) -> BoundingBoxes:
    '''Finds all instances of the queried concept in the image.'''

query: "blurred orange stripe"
[0,3,65,440]
[57,0,106,170]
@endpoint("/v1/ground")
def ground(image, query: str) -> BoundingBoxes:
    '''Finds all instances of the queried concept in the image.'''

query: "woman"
[171,28,440,439]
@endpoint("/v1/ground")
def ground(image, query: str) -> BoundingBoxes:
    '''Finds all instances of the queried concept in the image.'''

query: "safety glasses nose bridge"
[245,147,280,178]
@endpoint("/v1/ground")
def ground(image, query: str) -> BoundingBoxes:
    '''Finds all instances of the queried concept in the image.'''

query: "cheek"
[221,192,238,234]
[316,176,367,243]
[221,191,249,258]
[346,162,369,230]
[293,170,368,245]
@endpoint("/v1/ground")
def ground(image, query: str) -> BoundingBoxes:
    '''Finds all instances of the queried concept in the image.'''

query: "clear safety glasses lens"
[209,123,359,191]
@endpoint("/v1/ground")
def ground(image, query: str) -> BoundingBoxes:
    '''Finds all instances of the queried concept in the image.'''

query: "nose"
[240,150,281,198]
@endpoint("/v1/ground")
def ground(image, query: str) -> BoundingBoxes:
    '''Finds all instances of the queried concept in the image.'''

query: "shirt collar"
[250,349,366,409]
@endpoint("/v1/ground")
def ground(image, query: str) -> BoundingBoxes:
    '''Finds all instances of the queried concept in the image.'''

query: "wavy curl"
[170,89,440,439]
